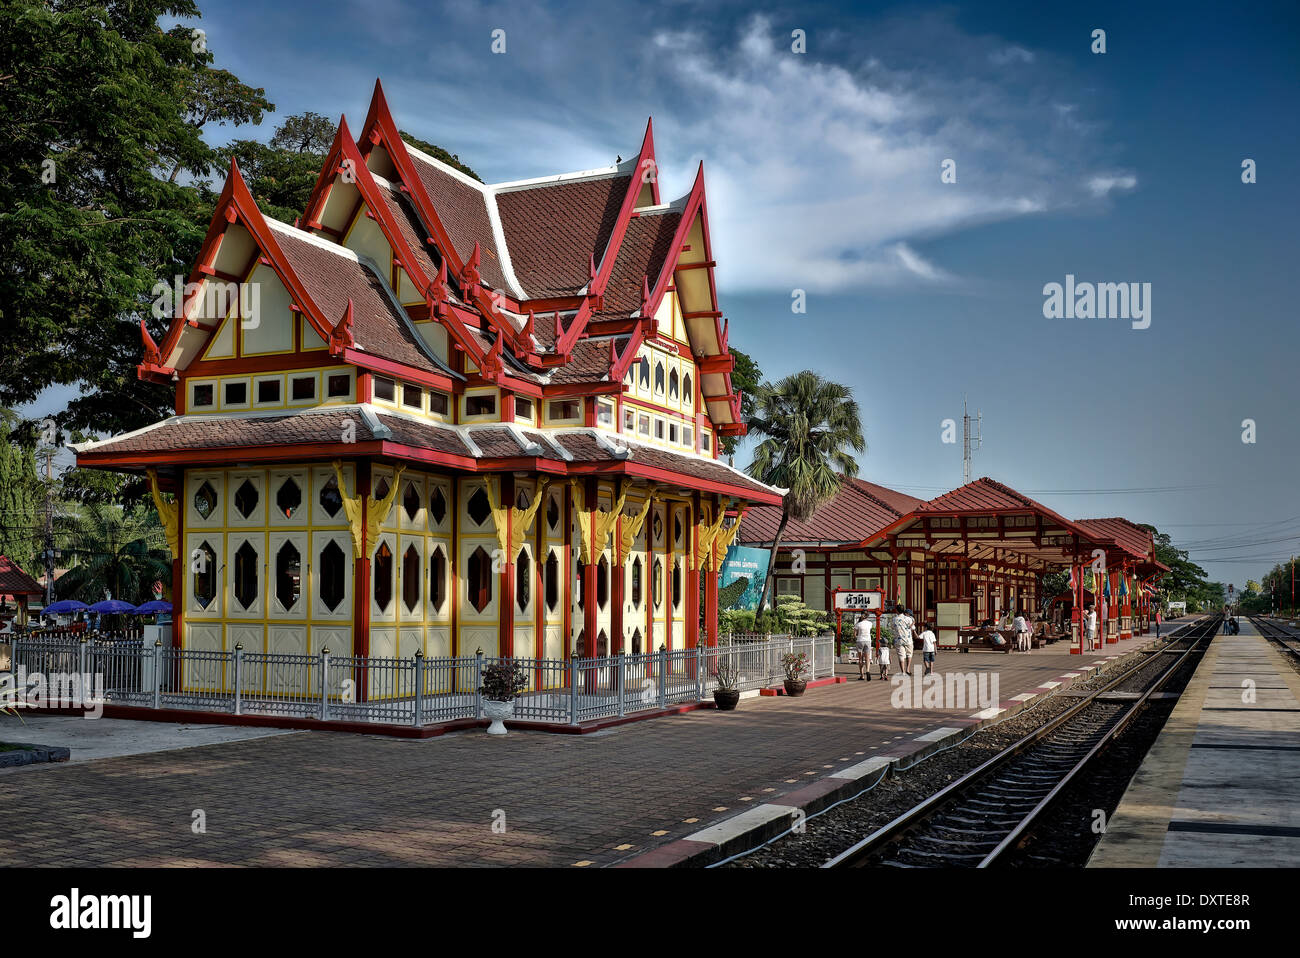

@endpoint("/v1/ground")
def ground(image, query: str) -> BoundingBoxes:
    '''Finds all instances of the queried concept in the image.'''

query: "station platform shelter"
[741,477,1169,654]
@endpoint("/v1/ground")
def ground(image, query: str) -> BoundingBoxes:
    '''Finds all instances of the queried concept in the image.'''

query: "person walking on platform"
[894,608,916,675]
[878,639,891,681]
[919,620,938,676]
[1084,604,1099,652]
[853,613,874,681]
[1013,609,1031,653]
[1154,606,1162,639]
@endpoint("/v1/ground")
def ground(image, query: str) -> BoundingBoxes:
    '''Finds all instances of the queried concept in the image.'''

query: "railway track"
[1248,616,1300,656]
[824,615,1222,869]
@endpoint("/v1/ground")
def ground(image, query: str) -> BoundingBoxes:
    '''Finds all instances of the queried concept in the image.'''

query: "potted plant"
[781,650,810,696]
[480,660,529,735]
[712,649,741,711]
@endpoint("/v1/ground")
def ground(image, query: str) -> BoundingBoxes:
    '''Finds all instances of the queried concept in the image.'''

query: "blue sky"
[31,0,1300,591]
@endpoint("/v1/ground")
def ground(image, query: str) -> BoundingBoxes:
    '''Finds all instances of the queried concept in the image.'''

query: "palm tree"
[55,503,171,604]
[745,370,865,613]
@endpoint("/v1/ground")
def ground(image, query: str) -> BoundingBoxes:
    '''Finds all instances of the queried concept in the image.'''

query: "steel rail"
[823,616,1220,869]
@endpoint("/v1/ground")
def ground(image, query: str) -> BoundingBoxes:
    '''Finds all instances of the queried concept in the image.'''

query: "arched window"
[597,556,609,610]
[276,542,301,610]
[654,361,665,394]
[193,541,217,608]
[516,550,531,612]
[668,368,679,401]
[575,559,586,610]
[402,544,421,612]
[653,558,663,608]
[638,357,650,390]
[373,543,393,611]
[467,546,493,613]
[319,541,346,612]
[672,558,682,609]
[683,372,692,404]
[545,550,560,611]
[233,541,258,610]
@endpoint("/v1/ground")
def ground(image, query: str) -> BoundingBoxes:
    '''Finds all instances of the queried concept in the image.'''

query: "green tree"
[745,370,865,612]
[399,131,481,182]
[55,503,170,604]
[721,347,761,456]
[0,412,42,573]
[0,0,271,437]
[224,112,336,221]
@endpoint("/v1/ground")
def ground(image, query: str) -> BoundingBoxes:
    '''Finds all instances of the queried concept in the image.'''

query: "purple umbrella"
[132,600,172,615]
[89,599,137,615]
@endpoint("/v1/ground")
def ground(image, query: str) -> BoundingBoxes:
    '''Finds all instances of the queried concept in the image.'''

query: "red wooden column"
[1070,555,1083,655]
[1121,562,1133,639]
[704,503,719,649]
[685,492,700,650]
[611,481,625,653]
[498,474,515,658]
[352,461,372,700]
[1107,567,1120,644]
[173,472,185,652]
[582,477,598,656]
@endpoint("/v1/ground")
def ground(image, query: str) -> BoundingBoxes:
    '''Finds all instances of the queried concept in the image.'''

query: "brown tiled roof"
[405,153,511,293]
[0,556,42,596]
[272,227,449,377]
[916,477,1078,531]
[496,175,630,299]
[375,181,441,281]
[468,428,524,458]
[550,432,777,500]
[595,209,681,317]
[546,336,630,385]
[740,477,922,546]
[77,410,471,459]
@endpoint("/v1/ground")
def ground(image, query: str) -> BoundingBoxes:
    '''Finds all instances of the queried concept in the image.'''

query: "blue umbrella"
[43,599,89,615]
[89,599,136,614]
[132,600,172,615]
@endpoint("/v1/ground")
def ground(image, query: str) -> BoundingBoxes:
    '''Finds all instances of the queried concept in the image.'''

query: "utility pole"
[962,396,982,485]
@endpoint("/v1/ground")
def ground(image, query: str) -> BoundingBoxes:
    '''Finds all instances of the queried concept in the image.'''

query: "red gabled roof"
[915,477,1076,528]
[0,556,42,597]
[404,153,513,294]
[1076,517,1154,560]
[740,478,924,546]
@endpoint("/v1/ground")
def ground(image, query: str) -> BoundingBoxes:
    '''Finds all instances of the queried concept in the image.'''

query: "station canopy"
[860,478,1120,572]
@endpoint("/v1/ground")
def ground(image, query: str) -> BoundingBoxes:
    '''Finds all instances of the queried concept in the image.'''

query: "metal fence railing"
[6,632,835,729]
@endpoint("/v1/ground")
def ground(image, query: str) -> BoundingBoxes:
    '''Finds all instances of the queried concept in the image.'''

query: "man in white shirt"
[894,608,916,676]
[853,614,874,681]
[919,621,937,676]
[1083,605,1099,651]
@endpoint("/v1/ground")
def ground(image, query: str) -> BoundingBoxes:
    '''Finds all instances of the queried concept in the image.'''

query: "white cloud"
[1087,173,1139,197]
[990,45,1036,65]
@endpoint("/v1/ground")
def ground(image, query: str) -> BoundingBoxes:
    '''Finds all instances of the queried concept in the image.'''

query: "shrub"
[480,660,529,702]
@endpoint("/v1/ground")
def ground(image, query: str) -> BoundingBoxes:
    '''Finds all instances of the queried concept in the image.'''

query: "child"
[878,640,891,680]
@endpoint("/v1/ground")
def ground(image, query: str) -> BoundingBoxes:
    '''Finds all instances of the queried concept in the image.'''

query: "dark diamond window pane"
[467,487,491,527]
[546,495,559,530]
[276,478,302,518]
[402,544,421,612]
[545,551,559,611]
[597,556,609,610]
[275,542,301,610]
[373,543,393,610]
[653,558,663,608]
[320,541,346,612]
[467,546,493,613]
[234,541,258,610]
[430,546,447,612]
[194,481,217,520]
[402,482,420,522]
[234,479,259,519]
[430,487,447,525]
[193,541,217,608]
[631,557,642,608]
[516,550,531,612]
[319,477,343,518]
[374,477,390,501]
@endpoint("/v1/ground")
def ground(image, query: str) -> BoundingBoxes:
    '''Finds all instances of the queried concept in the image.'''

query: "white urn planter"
[482,699,515,735]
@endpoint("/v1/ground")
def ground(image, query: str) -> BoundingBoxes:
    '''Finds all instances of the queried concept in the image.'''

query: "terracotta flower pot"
[713,688,740,711]
[784,678,807,697]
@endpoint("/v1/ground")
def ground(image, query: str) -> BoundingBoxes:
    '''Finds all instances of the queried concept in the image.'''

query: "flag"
[1102,573,1110,600]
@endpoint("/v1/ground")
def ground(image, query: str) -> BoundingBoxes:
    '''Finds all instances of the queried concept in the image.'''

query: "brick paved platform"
[0,623,1194,868]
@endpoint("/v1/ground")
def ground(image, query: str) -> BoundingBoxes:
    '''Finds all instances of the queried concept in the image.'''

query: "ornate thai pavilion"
[75,80,780,664]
